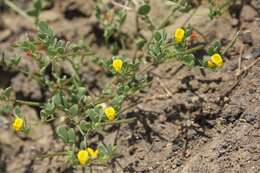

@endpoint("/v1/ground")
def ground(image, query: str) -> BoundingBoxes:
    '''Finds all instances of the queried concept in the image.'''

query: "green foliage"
[208,0,236,19]
[138,4,151,16]
[149,31,169,64]
[0,87,12,101]
[0,0,239,168]
[0,55,21,68]
[95,1,127,42]
[57,126,76,145]
[27,0,53,20]
[208,40,222,56]
[27,0,43,18]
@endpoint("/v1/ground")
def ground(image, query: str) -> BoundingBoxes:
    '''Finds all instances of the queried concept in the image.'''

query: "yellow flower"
[208,53,224,68]
[77,150,89,165]
[112,58,123,73]
[174,28,185,43]
[104,107,116,121]
[12,117,24,132]
[87,148,99,159]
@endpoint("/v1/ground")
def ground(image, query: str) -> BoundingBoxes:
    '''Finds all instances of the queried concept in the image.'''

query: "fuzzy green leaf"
[138,4,151,15]
[56,126,69,144]
[67,128,76,144]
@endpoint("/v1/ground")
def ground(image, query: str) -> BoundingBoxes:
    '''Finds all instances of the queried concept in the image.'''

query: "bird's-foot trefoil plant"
[0,0,239,168]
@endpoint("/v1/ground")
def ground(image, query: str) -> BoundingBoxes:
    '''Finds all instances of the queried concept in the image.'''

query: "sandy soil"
[0,0,260,172]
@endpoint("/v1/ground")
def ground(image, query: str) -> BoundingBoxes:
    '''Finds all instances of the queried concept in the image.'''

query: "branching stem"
[4,0,34,23]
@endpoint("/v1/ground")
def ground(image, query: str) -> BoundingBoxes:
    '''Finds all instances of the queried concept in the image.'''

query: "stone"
[241,30,253,45]
[241,5,257,22]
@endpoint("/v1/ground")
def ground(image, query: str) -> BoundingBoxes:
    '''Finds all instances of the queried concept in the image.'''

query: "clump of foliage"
[0,0,239,168]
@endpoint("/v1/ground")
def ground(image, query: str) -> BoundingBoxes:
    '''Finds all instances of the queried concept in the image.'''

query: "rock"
[209,82,218,91]
[21,106,53,143]
[223,105,244,123]
[158,113,167,123]
[187,129,197,140]
[189,80,200,90]
[242,44,260,60]
[231,18,239,27]
[241,5,257,22]
[40,11,60,22]
[200,83,209,93]
[241,30,253,45]
[0,29,11,42]
[11,73,42,100]
[241,113,256,124]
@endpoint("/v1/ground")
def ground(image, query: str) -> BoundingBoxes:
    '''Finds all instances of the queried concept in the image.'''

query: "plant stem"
[170,44,205,57]
[99,117,136,126]
[4,0,34,23]
[141,44,205,75]
[36,152,67,159]
[221,31,240,55]
[64,51,95,57]
[15,99,42,107]
[143,15,155,30]
[157,7,178,30]
[65,57,81,82]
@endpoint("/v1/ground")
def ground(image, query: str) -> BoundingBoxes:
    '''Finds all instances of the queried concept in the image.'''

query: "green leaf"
[67,150,77,165]
[111,95,124,109]
[0,105,13,114]
[15,106,21,116]
[136,38,146,49]
[27,10,39,17]
[40,102,55,121]
[2,87,12,99]
[98,143,108,161]
[56,126,69,144]
[38,21,54,37]
[67,128,76,144]
[138,4,151,15]
[69,104,78,117]
[53,94,62,107]
[79,120,92,132]
[87,109,99,123]
[154,32,161,41]
[8,56,21,67]
[208,40,221,56]
[182,54,195,67]
[80,140,87,149]
[78,87,86,96]
[34,0,42,10]
[19,41,36,52]
[87,106,103,123]
[107,144,115,156]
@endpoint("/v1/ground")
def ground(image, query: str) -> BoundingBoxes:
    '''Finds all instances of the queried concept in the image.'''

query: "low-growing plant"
[0,0,239,169]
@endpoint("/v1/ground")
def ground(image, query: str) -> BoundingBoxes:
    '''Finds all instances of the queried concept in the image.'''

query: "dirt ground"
[0,0,260,173]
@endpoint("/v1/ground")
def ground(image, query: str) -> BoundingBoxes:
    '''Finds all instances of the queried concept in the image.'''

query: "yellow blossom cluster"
[208,53,224,68]
[77,148,99,165]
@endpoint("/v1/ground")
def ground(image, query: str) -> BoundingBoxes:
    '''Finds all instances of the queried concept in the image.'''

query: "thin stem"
[65,57,81,82]
[221,31,240,55]
[4,0,34,23]
[157,7,178,30]
[169,44,205,57]
[64,51,95,57]
[99,117,136,126]
[157,0,185,30]
[118,102,139,114]
[141,44,205,75]
[182,7,198,27]
[111,0,133,11]
[93,96,113,106]
[143,15,155,30]
[15,99,42,107]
